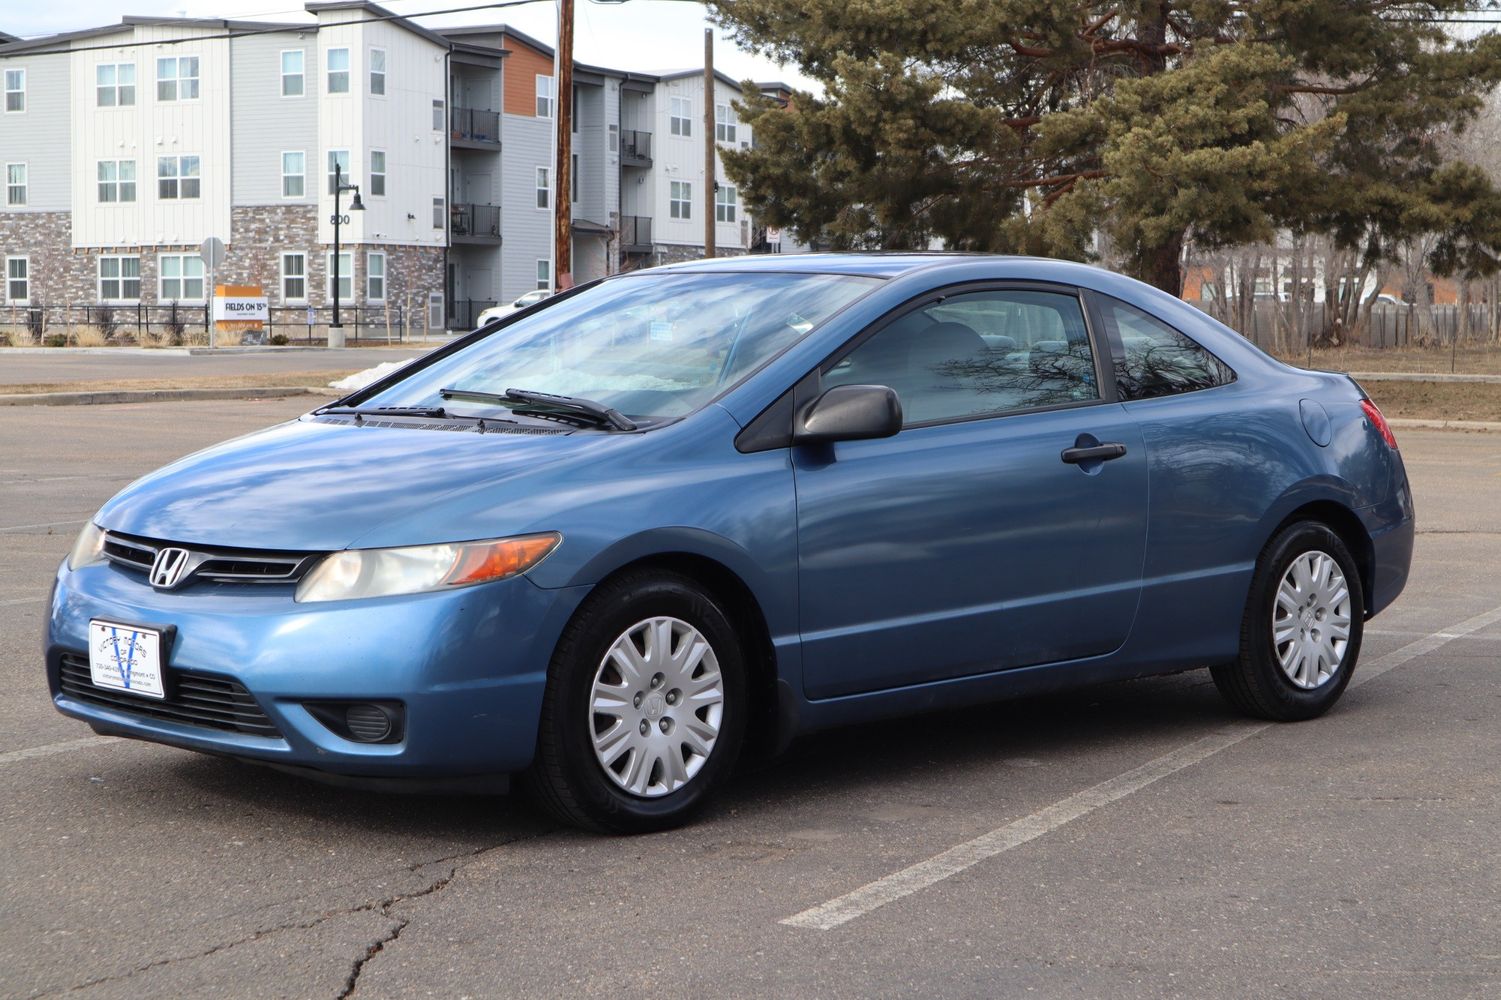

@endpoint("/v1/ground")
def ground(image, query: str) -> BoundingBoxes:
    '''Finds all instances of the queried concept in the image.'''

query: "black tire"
[525,569,748,833]
[1211,521,1365,721]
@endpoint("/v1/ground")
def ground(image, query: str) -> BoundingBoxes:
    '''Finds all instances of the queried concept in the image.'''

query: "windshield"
[361,271,882,421]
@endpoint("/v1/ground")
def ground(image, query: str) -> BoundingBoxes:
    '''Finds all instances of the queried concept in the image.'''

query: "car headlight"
[294,533,560,603]
[67,522,106,570]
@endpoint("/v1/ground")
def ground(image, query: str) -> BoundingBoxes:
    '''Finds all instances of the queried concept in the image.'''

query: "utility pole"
[554,0,574,290]
[703,28,715,258]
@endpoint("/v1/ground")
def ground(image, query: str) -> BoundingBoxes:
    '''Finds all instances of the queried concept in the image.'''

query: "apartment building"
[0,4,460,329]
[0,3,759,331]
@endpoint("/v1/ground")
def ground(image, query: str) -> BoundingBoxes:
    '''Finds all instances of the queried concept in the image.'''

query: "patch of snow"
[328,359,418,391]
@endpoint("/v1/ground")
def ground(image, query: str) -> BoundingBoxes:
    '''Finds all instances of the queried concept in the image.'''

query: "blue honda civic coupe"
[46,254,1413,832]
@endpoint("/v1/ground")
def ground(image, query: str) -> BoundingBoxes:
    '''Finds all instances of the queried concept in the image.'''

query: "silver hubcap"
[588,616,724,798]
[1273,550,1352,690]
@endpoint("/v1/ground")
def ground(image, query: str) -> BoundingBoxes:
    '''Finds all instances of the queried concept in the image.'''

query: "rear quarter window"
[1096,295,1235,401]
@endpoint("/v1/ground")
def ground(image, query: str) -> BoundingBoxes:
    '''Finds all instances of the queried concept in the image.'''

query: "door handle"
[1061,442,1127,465]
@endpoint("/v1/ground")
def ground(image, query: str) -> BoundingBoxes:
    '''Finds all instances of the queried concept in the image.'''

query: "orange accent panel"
[502,37,556,118]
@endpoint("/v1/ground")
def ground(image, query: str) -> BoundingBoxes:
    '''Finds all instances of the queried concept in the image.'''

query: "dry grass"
[67,324,110,347]
[1363,381,1501,424]
[0,371,357,396]
[1275,344,1501,376]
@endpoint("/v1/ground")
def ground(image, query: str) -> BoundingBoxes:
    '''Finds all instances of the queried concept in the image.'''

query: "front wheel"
[526,570,747,833]
[1211,522,1365,721]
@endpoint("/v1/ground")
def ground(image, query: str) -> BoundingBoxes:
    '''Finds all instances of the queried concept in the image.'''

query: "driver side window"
[824,289,1099,426]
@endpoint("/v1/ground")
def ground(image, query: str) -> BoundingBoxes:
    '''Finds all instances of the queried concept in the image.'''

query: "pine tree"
[713,1,1501,294]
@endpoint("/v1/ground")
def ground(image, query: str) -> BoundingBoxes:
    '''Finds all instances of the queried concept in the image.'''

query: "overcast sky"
[2,0,817,90]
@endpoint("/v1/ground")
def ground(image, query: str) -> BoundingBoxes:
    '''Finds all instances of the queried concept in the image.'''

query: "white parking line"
[0,518,86,533]
[0,596,43,607]
[782,602,1501,931]
[0,736,118,767]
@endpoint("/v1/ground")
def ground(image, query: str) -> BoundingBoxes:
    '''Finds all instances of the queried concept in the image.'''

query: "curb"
[1350,371,1501,384]
[0,386,335,406]
[1388,417,1501,432]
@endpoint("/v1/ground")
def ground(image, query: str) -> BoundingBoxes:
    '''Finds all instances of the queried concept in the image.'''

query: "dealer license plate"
[87,620,166,699]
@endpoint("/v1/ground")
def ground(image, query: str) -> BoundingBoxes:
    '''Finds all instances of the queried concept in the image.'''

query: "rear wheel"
[1211,522,1364,721]
[527,570,746,833]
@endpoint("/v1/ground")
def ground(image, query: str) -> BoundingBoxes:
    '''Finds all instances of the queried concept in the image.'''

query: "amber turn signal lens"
[447,533,561,586]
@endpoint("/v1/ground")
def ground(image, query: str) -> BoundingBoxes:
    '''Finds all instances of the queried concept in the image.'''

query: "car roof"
[650,252,1113,281]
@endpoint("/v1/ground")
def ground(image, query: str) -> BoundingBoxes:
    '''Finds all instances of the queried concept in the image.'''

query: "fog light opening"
[345,704,394,743]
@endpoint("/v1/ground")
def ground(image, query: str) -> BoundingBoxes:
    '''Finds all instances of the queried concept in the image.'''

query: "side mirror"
[795,384,903,445]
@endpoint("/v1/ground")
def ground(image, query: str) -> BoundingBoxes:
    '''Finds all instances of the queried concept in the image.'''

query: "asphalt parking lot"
[2,398,1498,999]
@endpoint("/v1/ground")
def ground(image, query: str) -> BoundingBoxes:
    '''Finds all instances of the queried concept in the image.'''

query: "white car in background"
[475,290,552,328]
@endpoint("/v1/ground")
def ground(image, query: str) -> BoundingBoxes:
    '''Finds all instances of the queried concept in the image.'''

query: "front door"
[794,286,1150,699]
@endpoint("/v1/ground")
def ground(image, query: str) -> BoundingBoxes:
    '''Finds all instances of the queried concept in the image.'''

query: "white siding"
[71,24,233,248]
[650,74,751,251]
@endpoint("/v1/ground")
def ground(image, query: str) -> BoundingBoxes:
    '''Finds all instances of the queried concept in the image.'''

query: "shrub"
[69,324,109,347]
[43,333,67,347]
[269,333,289,346]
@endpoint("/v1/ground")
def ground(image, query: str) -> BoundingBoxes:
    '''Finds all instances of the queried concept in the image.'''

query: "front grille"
[102,531,317,587]
[58,652,282,738]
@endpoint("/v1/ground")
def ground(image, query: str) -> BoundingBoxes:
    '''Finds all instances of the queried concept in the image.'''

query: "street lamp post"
[329,162,365,347]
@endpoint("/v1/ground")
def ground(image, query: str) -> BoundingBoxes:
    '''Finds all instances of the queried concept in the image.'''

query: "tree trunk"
[1143,230,1185,297]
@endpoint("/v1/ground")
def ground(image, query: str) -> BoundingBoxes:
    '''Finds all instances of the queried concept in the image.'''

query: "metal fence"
[0,301,438,344]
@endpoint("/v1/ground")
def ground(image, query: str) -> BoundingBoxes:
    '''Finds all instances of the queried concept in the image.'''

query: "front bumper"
[46,561,588,780]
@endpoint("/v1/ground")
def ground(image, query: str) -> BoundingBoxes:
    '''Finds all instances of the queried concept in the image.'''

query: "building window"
[670,179,691,220]
[536,74,553,118]
[282,151,305,198]
[670,96,692,137]
[433,197,444,229]
[156,56,199,101]
[6,257,28,303]
[157,156,200,200]
[281,252,306,302]
[159,254,205,301]
[97,63,136,107]
[326,48,350,94]
[572,86,579,132]
[432,98,445,130]
[715,104,737,143]
[4,69,25,113]
[98,255,141,301]
[608,123,618,152]
[367,251,386,301]
[427,292,444,330]
[571,153,579,202]
[535,166,549,209]
[715,184,737,223]
[6,163,26,206]
[97,160,137,203]
[281,50,304,97]
[369,48,385,95]
[536,258,550,291]
[327,149,349,194]
[326,251,353,300]
[369,150,385,196]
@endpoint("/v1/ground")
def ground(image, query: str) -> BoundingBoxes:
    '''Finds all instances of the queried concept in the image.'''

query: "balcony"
[620,215,652,252]
[451,203,501,244]
[451,106,501,148]
[621,129,652,167]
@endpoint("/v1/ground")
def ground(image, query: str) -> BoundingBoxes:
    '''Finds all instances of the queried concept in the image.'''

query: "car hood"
[94,416,627,551]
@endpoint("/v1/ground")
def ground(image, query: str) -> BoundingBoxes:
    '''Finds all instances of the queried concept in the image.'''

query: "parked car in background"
[474,290,551,328]
[46,254,1413,833]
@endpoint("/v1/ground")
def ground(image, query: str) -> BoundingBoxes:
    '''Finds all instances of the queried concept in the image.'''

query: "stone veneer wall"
[0,205,446,336]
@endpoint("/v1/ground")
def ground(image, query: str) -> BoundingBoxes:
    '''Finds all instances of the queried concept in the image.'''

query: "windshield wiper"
[438,387,638,431]
[318,404,449,419]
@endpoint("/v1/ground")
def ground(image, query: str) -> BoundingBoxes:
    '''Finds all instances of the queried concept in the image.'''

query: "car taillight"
[1360,398,1398,450]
